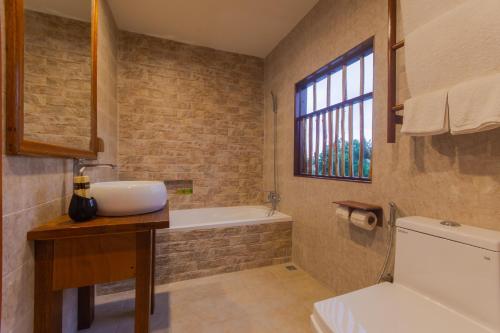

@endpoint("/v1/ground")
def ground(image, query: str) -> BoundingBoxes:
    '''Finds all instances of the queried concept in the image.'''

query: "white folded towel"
[400,0,468,35]
[448,73,500,135]
[401,90,449,136]
[405,0,500,97]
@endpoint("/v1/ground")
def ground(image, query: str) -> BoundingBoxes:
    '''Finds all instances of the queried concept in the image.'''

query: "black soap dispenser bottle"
[69,175,98,222]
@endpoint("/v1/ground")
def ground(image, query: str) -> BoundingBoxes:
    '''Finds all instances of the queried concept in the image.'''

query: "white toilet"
[311,216,500,333]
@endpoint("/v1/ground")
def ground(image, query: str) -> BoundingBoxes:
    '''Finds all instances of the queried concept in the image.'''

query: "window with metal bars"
[294,38,374,182]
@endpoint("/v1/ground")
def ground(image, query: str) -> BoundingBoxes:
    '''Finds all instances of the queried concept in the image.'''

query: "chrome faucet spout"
[74,159,117,177]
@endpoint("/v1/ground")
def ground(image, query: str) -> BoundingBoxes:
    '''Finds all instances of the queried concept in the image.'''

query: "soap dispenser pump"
[68,175,98,222]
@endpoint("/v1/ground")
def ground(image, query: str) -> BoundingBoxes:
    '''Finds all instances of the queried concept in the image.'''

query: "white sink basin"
[90,181,168,217]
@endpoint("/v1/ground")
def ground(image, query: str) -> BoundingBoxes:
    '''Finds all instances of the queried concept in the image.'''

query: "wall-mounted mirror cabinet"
[6,0,98,159]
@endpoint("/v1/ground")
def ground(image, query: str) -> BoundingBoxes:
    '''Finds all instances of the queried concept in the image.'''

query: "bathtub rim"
[160,205,293,232]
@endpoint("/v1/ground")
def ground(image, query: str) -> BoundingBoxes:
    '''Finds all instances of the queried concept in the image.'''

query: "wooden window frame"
[293,37,374,183]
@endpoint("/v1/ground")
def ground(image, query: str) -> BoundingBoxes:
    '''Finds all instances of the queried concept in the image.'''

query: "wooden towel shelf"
[387,0,406,143]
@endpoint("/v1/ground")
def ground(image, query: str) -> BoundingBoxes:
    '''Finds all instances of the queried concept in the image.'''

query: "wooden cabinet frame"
[27,207,169,332]
[5,0,99,159]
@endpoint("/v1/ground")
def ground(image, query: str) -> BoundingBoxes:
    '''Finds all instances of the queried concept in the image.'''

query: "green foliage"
[312,139,372,178]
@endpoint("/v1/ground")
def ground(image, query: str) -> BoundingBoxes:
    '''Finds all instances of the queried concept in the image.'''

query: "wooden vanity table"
[27,206,169,333]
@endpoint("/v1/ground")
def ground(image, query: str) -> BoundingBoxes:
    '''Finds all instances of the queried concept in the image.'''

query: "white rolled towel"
[448,73,500,135]
[401,89,449,136]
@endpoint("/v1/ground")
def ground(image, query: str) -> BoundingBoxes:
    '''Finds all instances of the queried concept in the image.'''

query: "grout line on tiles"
[2,196,70,219]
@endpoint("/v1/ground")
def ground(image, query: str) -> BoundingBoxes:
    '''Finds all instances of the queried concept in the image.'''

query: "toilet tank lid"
[396,216,500,252]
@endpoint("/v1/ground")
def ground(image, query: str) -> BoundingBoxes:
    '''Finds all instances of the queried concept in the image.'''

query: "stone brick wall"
[117,31,265,209]
[24,10,92,150]
[97,221,292,295]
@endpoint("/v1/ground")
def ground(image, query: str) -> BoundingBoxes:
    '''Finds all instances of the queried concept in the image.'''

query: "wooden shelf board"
[27,205,170,241]
[333,200,382,211]
[333,200,383,227]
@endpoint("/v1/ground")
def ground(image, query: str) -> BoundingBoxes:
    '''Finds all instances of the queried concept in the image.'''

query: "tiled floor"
[82,264,334,333]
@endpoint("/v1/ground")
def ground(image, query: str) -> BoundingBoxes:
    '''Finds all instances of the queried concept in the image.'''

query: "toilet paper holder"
[333,200,384,227]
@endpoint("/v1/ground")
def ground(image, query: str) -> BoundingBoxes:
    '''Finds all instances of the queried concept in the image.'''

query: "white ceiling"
[107,0,319,58]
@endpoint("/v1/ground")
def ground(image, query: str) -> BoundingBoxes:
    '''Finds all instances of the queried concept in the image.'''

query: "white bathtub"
[168,205,292,231]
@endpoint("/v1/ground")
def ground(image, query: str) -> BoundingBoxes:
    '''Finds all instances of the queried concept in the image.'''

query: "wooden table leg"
[78,286,95,329]
[136,231,152,332]
[34,241,62,333]
[151,230,156,314]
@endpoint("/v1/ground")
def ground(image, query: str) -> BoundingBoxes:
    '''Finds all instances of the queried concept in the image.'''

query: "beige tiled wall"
[117,32,265,209]
[263,0,500,296]
[1,0,118,332]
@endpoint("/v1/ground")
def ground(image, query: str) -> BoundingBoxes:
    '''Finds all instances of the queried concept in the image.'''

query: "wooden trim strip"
[359,56,365,178]
[387,0,399,143]
[313,81,317,112]
[297,117,302,173]
[322,113,327,175]
[340,108,345,177]
[293,91,301,174]
[392,40,405,50]
[359,104,365,178]
[301,119,307,173]
[308,117,313,174]
[325,73,331,176]
[370,149,373,179]
[293,174,371,183]
[315,115,320,175]
[5,0,24,154]
[342,64,347,103]
[90,0,99,154]
[334,109,340,176]
[21,140,98,159]
[360,55,365,97]
[328,111,334,176]
[348,104,353,177]
[341,64,347,177]
[313,82,318,175]
[326,73,331,107]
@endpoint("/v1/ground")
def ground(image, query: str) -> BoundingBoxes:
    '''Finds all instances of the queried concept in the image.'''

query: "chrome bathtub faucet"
[266,191,281,216]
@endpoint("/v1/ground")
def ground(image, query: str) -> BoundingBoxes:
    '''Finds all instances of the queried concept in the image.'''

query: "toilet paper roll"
[336,206,351,222]
[350,210,378,231]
